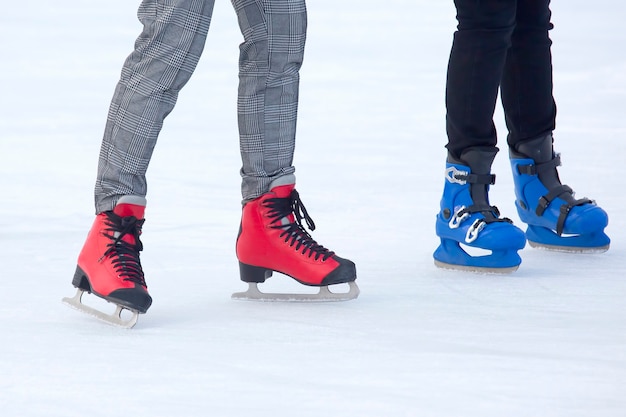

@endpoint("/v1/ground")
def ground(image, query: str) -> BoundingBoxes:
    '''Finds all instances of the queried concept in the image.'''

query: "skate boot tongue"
[270,183,295,199]
[513,133,563,192]
[113,196,146,219]
[111,196,146,245]
[266,177,297,226]
[273,186,296,227]
[514,133,554,163]
[456,146,498,176]
[264,180,320,235]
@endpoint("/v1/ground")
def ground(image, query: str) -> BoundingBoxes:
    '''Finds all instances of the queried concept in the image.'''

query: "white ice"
[1,1,625,416]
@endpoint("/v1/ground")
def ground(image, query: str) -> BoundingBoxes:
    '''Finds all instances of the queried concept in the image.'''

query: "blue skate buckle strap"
[465,173,496,185]
[445,166,495,185]
[517,154,561,175]
[556,204,572,235]
[459,203,511,225]
[536,185,574,216]
[537,185,594,235]
[556,197,595,235]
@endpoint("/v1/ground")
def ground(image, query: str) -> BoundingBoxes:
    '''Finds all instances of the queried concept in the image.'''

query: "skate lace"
[263,190,335,261]
[99,212,146,286]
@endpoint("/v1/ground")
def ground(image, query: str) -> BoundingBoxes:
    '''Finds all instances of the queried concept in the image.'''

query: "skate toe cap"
[476,223,527,250]
[563,204,609,234]
[321,256,357,286]
[108,287,153,314]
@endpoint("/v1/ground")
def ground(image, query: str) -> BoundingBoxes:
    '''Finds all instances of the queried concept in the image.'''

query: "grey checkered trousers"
[94,0,306,213]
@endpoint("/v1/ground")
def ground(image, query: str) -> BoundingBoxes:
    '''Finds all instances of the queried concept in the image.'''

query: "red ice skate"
[234,178,359,301]
[63,196,152,328]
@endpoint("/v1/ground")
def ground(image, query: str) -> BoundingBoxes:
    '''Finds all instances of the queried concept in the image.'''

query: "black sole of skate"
[238,259,357,287]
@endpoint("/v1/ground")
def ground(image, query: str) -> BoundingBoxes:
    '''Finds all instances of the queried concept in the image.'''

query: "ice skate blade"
[434,260,519,274]
[528,240,610,254]
[231,281,360,302]
[62,289,139,329]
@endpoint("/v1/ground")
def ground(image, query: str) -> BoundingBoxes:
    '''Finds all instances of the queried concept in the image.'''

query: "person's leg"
[231,0,304,201]
[95,0,215,213]
[501,0,555,146]
[505,0,609,252]
[435,0,526,272]
[231,0,357,298]
[445,0,517,159]
[69,0,217,323]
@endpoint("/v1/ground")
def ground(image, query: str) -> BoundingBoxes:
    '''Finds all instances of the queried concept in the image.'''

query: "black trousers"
[445,0,557,159]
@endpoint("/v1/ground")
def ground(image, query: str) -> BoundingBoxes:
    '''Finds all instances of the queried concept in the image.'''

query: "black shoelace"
[263,190,335,261]
[99,212,146,286]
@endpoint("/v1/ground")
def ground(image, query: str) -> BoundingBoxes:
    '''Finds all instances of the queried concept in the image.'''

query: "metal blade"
[62,289,139,329]
[231,281,360,302]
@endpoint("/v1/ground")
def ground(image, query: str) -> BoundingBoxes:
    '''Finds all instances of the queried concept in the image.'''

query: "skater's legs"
[445,0,516,159]
[95,0,215,213]
[437,0,528,271]
[231,0,306,201]
[501,0,556,147]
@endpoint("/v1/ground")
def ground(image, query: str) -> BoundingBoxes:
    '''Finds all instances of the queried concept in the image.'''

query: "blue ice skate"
[434,148,526,273]
[510,134,610,252]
